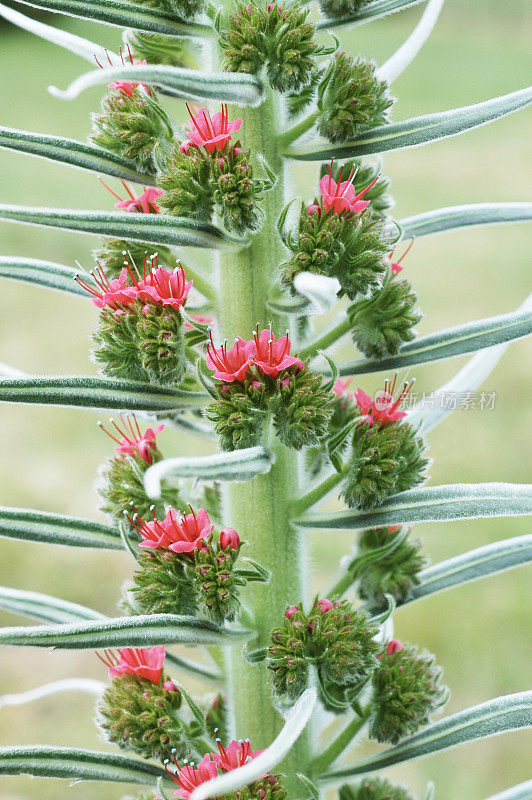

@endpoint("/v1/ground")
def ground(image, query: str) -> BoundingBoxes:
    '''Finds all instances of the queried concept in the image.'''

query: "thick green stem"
[299,315,351,359]
[217,88,311,787]
[277,110,319,149]
[312,704,372,777]
[292,468,346,517]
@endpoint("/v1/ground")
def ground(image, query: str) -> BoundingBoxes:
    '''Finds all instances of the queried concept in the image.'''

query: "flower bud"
[357,526,426,607]
[220,527,241,550]
[339,778,415,800]
[210,142,264,234]
[158,144,215,222]
[369,640,448,745]
[131,549,199,617]
[193,538,242,624]
[270,365,334,450]
[205,693,229,742]
[207,384,267,451]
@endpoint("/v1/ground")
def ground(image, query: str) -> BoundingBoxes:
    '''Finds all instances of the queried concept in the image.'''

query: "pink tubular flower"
[165,752,219,799]
[317,598,334,615]
[98,646,165,684]
[212,738,264,772]
[186,103,242,153]
[100,179,163,213]
[386,639,404,656]
[206,331,252,383]
[220,527,240,550]
[98,414,164,465]
[355,374,414,427]
[129,506,214,552]
[108,58,151,98]
[138,264,193,310]
[75,264,137,309]
[319,160,379,215]
[285,605,299,619]
[249,325,304,378]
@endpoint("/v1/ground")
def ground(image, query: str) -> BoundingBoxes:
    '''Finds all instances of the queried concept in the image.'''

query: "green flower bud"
[270,366,334,450]
[317,53,394,144]
[339,778,415,800]
[131,549,199,617]
[159,144,215,222]
[193,535,242,624]
[357,526,426,606]
[93,305,146,382]
[135,302,186,387]
[211,143,264,234]
[206,384,267,452]
[205,693,230,742]
[369,640,448,744]
[93,238,173,281]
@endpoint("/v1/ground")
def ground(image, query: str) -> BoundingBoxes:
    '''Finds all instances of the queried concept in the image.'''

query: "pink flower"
[99,646,165,684]
[185,103,242,153]
[206,333,252,383]
[386,639,403,656]
[220,527,240,550]
[317,598,334,615]
[129,507,214,552]
[307,203,321,216]
[165,753,219,799]
[285,605,299,619]
[98,414,164,465]
[212,738,264,772]
[163,679,179,693]
[108,58,151,98]
[75,265,138,309]
[319,160,379,215]
[249,325,304,378]
[137,264,193,310]
[355,375,414,427]
[116,187,164,214]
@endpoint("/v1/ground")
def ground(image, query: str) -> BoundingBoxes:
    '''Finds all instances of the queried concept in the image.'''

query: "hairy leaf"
[400,202,532,239]
[377,0,444,84]
[0,679,105,709]
[0,586,105,623]
[483,782,532,800]
[0,506,121,549]
[317,0,427,29]
[0,256,84,297]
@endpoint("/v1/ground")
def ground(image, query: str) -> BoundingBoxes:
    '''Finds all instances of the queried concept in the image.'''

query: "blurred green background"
[0,0,531,798]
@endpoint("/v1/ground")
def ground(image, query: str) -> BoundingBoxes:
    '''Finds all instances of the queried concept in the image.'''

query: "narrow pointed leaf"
[0,126,156,183]
[0,586,106,624]
[284,87,532,160]
[0,256,85,297]
[0,679,105,709]
[0,376,206,413]
[51,64,263,106]
[400,202,532,239]
[162,651,222,682]
[0,205,243,249]
[0,506,122,549]
[0,745,165,784]
[320,691,532,780]
[295,483,532,532]
[403,534,532,606]
[190,688,317,800]
[377,0,444,84]
[336,302,532,375]
[11,0,212,38]
[483,782,532,800]
[317,0,426,29]
[0,613,249,649]
[145,446,275,498]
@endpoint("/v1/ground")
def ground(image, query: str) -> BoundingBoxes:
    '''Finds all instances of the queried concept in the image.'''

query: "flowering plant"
[0,1,531,800]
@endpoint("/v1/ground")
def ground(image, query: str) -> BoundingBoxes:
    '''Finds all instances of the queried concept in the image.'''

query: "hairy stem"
[292,468,346,517]
[312,703,372,776]
[278,110,319,148]
[298,316,352,359]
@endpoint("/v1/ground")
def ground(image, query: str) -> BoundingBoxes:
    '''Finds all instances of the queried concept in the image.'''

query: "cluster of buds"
[91,50,174,173]
[342,377,429,511]
[317,52,394,144]
[206,325,333,451]
[347,241,422,359]
[267,597,379,709]
[356,525,426,607]
[98,646,189,762]
[159,105,266,235]
[369,640,448,744]
[128,505,246,623]
[218,1,320,93]
[339,778,415,800]
[280,161,394,299]
[76,253,192,387]
[164,738,286,800]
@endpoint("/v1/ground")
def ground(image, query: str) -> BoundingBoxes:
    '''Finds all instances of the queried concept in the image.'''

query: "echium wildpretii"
[2,0,529,798]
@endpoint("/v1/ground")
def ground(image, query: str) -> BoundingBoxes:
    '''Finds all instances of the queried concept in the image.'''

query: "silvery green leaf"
[284,87,532,160]
[0,679,105,710]
[294,483,532,532]
[0,586,105,623]
[320,691,532,780]
[190,688,317,800]
[400,202,532,239]
[0,376,206,413]
[0,205,244,249]
[0,126,156,183]
[377,0,444,84]
[0,613,249,649]
[144,446,275,498]
[336,300,532,375]
[0,506,121,549]
[0,745,164,784]
[403,534,532,607]
[483,782,532,800]
[0,256,85,297]
[0,2,114,63]
[11,0,212,38]
[50,64,263,106]
[317,0,426,29]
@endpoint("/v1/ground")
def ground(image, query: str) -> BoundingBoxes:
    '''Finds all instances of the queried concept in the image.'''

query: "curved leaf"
[0,126,156,183]
[0,745,164,784]
[0,362,26,378]
[0,678,105,709]
[377,0,444,84]
[0,586,106,623]
[190,688,317,800]
[320,692,532,780]
[0,376,206,413]
[317,0,426,29]
[294,483,532,532]
[0,506,122,549]
[403,534,532,606]
[0,613,249,649]
[400,202,532,239]
[336,301,532,375]
[51,64,263,106]
[145,446,275,498]
[284,87,532,160]
[483,783,532,800]
[11,0,212,38]
[0,205,243,249]
[0,256,85,297]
